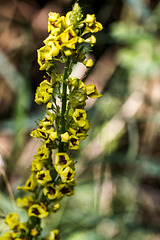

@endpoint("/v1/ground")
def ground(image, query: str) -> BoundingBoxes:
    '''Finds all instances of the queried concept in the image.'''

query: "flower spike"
[0,2,103,240]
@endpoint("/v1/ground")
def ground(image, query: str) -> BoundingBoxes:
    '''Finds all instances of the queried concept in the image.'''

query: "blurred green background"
[1,0,160,239]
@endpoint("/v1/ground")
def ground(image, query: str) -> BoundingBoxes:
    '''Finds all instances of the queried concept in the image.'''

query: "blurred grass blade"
[0,50,25,92]
[0,153,17,212]
[0,50,31,132]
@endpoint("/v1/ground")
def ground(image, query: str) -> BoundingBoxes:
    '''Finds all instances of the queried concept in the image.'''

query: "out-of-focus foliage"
[1,0,160,239]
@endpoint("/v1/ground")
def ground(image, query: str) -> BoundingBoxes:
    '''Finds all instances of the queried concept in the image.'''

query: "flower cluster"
[0,3,102,240]
[37,3,102,70]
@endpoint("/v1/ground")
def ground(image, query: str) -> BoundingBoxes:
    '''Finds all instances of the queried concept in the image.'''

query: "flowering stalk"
[59,56,71,152]
[0,2,103,240]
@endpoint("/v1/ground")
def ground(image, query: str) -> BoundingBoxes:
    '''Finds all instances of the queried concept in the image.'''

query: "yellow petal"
[5,213,19,230]
[36,170,52,186]
[84,59,93,67]
[28,204,49,218]
[86,84,102,98]
[61,132,70,142]
[49,131,58,141]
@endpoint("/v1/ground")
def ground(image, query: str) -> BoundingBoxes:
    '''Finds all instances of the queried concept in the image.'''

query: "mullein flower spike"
[0,2,103,239]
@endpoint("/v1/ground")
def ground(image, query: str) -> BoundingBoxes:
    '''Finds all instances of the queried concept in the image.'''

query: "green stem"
[59,57,71,152]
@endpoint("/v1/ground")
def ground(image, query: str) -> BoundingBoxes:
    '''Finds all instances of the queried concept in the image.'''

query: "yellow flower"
[17,174,37,192]
[68,135,80,150]
[46,102,53,109]
[43,36,60,59]
[53,203,60,212]
[19,222,27,230]
[48,12,63,36]
[68,76,85,91]
[82,119,90,131]
[68,77,87,108]
[30,128,49,139]
[37,46,51,71]
[49,131,58,141]
[85,14,96,26]
[77,120,90,140]
[31,127,54,140]
[85,35,96,46]
[37,43,59,71]
[83,14,103,34]
[31,228,39,237]
[35,80,53,105]
[48,12,60,22]
[69,128,77,136]
[69,77,86,91]
[69,92,87,109]
[60,166,75,183]
[84,59,93,68]
[55,153,72,173]
[31,159,43,172]
[72,109,87,127]
[17,195,34,209]
[64,49,72,56]
[56,26,78,49]
[44,183,59,200]
[0,232,13,240]
[85,84,102,98]
[40,115,55,129]
[78,37,84,43]
[69,124,89,140]
[59,183,74,196]
[5,213,19,230]
[48,229,60,240]
[61,132,70,142]
[65,11,72,27]
[12,222,27,238]
[34,143,51,162]
[36,170,52,186]
[28,203,49,218]
[15,238,27,240]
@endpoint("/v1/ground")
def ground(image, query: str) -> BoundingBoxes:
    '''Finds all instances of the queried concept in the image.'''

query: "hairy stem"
[59,57,71,152]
